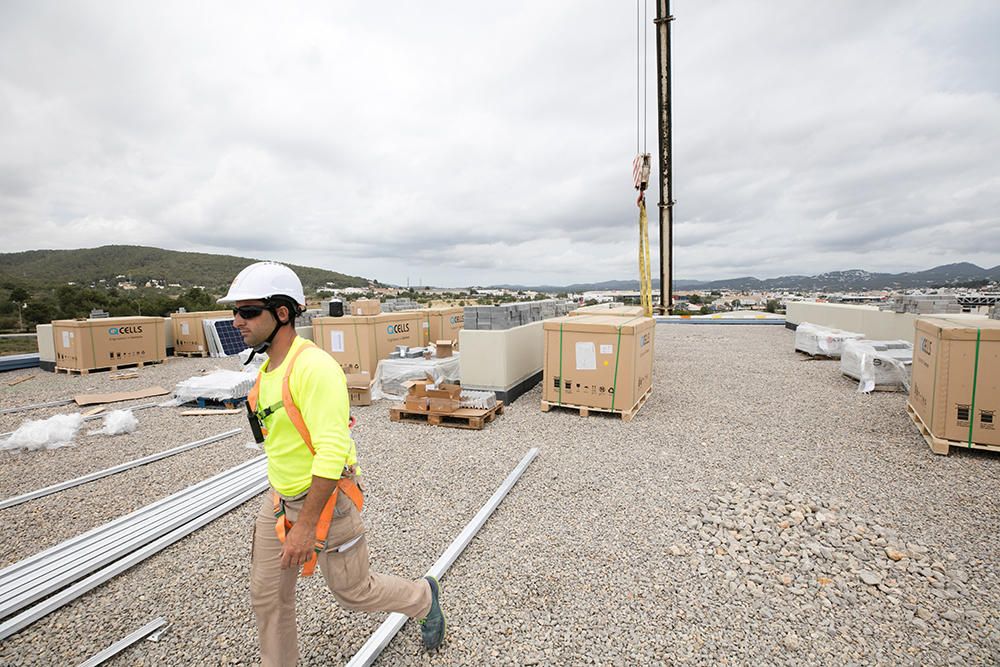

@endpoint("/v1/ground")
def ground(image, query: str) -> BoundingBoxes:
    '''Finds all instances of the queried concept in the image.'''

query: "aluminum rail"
[0,455,263,582]
[0,463,264,609]
[0,399,74,415]
[0,429,241,510]
[0,478,267,640]
[0,455,262,591]
[76,617,167,667]
[346,447,539,667]
[0,460,265,614]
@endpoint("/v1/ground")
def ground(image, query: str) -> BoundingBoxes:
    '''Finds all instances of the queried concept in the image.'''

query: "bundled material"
[88,410,140,436]
[463,300,576,331]
[794,322,864,358]
[1,414,83,452]
[840,340,912,393]
[173,369,258,403]
[879,295,962,314]
[460,390,497,410]
[371,355,461,401]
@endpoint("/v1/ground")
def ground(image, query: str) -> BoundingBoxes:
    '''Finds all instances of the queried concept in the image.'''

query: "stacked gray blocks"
[879,295,962,314]
[381,298,421,312]
[463,300,575,330]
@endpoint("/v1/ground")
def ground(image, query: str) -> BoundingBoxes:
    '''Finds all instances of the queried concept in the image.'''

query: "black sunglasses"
[232,305,269,319]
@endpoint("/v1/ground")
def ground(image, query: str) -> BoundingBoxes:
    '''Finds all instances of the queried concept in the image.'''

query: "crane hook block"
[632,153,651,192]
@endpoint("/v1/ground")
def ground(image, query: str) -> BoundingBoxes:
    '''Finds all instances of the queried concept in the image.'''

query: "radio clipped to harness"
[246,401,266,444]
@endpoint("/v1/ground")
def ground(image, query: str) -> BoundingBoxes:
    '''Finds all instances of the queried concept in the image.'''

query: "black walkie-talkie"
[246,401,265,444]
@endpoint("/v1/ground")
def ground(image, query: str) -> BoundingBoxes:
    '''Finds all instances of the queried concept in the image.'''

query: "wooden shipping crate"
[52,317,166,372]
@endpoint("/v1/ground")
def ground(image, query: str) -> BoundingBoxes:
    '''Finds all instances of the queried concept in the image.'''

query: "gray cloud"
[0,0,997,286]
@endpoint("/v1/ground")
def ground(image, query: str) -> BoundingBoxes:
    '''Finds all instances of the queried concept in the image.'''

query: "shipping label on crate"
[330,330,345,353]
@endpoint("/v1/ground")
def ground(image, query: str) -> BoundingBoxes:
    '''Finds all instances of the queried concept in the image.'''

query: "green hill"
[0,245,372,292]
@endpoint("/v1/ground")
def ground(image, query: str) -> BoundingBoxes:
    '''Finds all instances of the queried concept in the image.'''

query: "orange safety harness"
[247,340,364,576]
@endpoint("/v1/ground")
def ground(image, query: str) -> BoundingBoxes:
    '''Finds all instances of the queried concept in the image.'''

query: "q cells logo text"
[920,337,932,355]
[386,323,410,334]
[109,326,143,335]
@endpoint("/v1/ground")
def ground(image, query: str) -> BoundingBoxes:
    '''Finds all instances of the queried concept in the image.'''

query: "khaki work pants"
[250,490,431,667]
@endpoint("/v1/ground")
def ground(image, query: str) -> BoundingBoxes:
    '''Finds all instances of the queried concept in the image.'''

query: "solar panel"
[204,318,249,357]
[202,320,221,357]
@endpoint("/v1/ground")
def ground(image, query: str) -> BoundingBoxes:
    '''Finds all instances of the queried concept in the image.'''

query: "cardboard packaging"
[403,378,432,412]
[52,317,167,371]
[313,312,425,375]
[401,378,461,413]
[170,310,229,355]
[426,383,462,413]
[542,315,655,413]
[345,372,374,406]
[909,317,1000,447]
[420,307,464,348]
[351,299,382,316]
[569,305,645,318]
[434,340,454,358]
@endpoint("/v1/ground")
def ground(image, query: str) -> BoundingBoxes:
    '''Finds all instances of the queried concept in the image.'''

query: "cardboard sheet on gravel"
[73,386,170,407]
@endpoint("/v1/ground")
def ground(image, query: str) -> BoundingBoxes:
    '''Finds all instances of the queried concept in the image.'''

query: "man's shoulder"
[292,341,345,380]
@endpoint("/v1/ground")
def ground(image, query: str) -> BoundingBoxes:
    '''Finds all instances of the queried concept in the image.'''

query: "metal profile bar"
[0,462,265,611]
[0,429,241,510]
[0,456,264,582]
[0,459,264,606]
[76,617,167,667]
[0,461,266,612]
[0,458,263,598]
[0,399,74,415]
[346,448,539,667]
[0,479,267,640]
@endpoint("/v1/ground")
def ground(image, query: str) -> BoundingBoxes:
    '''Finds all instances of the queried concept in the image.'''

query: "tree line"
[0,283,224,332]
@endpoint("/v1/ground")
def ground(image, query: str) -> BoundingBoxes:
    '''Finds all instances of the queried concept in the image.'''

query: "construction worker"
[219,261,445,666]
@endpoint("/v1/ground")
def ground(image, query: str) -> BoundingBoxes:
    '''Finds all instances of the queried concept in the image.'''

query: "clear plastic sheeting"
[840,339,913,393]
[794,322,865,358]
[238,348,268,369]
[371,355,462,401]
[1,414,84,452]
[172,370,258,403]
[88,410,139,436]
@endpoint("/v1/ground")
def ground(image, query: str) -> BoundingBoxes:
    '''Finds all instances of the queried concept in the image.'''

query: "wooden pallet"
[54,359,164,375]
[389,402,504,430]
[540,387,651,423]
[906,402,1000,456]
[173,350,209,358]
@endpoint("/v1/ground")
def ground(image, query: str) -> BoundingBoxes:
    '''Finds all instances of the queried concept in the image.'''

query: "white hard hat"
[217,261,306,309]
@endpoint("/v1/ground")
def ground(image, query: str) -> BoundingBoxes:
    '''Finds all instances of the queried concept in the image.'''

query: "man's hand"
[280,520,317,570]
[278,475,339,570]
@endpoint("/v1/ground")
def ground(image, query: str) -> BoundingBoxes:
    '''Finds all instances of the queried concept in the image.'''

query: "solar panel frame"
[203,318,248,357]
[202,320,222,357]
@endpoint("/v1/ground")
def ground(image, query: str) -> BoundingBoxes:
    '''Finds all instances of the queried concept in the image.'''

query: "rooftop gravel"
[0,324,997,665]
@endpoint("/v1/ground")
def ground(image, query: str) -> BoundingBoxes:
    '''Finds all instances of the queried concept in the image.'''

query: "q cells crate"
[52,317,166,373]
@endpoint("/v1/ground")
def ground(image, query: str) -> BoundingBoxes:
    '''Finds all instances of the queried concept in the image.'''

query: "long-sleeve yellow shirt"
[256,336,357,496]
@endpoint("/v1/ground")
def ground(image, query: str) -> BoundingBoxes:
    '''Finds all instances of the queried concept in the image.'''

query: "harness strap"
[249,337,364,577]
[272,475,364,577]
[248,340,323,454]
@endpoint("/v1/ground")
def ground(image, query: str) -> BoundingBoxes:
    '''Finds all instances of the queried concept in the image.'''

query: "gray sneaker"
[419,576,446,651]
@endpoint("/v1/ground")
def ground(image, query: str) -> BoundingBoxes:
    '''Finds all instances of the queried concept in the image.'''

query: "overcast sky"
[1,1,998,287]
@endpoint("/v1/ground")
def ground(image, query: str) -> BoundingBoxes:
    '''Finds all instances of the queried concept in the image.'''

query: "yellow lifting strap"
[633,153,653,317]
[638,199,653,317]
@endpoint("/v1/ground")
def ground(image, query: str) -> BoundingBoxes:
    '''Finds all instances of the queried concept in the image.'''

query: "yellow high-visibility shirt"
[256,336,357,496]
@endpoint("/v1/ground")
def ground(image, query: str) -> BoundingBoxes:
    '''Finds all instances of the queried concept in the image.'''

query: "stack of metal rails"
[0,455,267,640]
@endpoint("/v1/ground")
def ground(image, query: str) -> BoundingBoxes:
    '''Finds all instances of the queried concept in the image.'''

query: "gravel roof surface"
[0,324,997,666]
